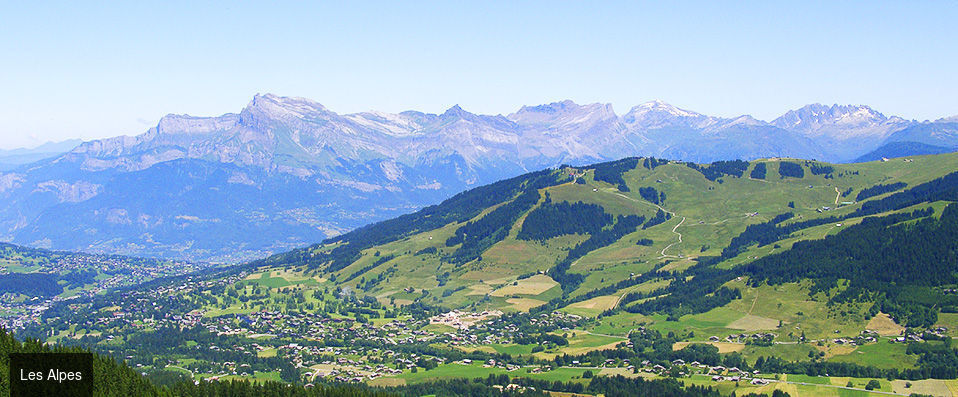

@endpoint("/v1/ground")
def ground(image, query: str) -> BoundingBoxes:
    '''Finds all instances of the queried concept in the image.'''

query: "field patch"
[829,341,916,369]
[936,313,958,337]
[482,239,554,267]
[561,341,623,356]
[564,295,619,317]
[818,344,857,359]
[866,312,904,336]
[397,363,508,384]
[727,314,780,331]
[891,379,951,396]
[557,332,626,356]
[673,341,744,353]
[466,283,494,296]
[245,270,319,289]
[506,297,546,311]
[490,274,558,297]
[598,367,642,378]
[460,271,510,285]
[368,377,406,387]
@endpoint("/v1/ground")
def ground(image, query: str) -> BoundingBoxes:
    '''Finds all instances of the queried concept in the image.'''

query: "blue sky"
[1,1,956,149]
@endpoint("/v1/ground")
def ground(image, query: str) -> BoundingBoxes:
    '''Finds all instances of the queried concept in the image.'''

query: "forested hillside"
[258,153,958,328]
[12,152,958,397]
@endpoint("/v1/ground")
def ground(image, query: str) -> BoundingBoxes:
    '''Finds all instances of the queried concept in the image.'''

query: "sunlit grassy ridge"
[254,153,958,346]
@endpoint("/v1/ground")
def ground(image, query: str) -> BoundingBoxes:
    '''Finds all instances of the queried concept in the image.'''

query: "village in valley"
[4,155,958,395]
[0,247,207,330]
[4,260,951,396]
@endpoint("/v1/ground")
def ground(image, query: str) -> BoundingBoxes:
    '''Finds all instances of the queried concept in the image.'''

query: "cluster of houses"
[832,330,879,346]
[437,311,583,351]
[0,296,51,330]
[889,326,949,343]
[927,326,949,338]
[481,359,521,371]
[880,157,914,163]
[709,333,776,343]
[633,358,767,384]
[39,270,560,383]
[39,256,958,390]
[491,384,535,393]
[678,361,763,383]
[312,361,405,383]
[0,255,207,331]
[429,309,503,330]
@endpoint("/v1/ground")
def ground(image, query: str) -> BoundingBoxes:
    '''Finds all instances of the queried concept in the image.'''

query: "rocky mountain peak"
[155,113,239,136]
[622,100,715,130]
[629,100,700,117]
[513,100,582,115]
[717,115,767,129]
[441,104,470,117]
[508,100,615,127]
[773,104,889,131]
[244,93,330,119]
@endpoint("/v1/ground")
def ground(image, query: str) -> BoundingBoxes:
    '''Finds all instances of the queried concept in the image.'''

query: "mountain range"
[0,94,955,261]
[0,139,83,171]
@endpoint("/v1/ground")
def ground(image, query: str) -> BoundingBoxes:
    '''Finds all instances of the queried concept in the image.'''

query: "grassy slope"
[266,153,958,362]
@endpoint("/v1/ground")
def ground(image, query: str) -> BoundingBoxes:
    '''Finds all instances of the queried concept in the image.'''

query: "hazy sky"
[1,1,956,149]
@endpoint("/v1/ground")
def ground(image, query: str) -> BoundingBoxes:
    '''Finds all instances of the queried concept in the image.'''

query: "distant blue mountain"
[855,141,957,163]
[883,120,958,148]
[0,94,954,261]
[0,139,82,171]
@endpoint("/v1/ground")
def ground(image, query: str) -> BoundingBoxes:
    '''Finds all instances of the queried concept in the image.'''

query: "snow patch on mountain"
[772,103,912,140]
[34,180,101,203]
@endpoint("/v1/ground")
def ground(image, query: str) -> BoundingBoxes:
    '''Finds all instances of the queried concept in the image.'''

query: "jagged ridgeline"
[254,153,958,327]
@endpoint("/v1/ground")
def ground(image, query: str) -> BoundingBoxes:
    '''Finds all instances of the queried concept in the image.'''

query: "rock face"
[0,94,951,261]
[771,104,914,161]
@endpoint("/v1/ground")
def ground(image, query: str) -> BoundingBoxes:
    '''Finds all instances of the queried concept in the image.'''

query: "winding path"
[659,217,686,258]
[607,189,671,215]
[167,365,195,379]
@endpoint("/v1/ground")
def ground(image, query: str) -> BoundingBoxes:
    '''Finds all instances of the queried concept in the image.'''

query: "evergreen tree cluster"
[0,327,157,396]
[854,171,958,215]
[445,186,542,264]
[749,162,767,179]
[856,182,908,201]
[0,272,62,296]
[806,162,834,176]
[720,170,958,260]
[721,213,795,257]
[756,344,958,381]
[516,198,613,241]
[548,215,645,293]
[643,157,669,169]
[343,255,395,283]
[684,160,750,182]
[255,169,562,272]
[638,186,665,205]
[166,381,393,397]
[592,158,640,192]
[777,161,805,178]
[642,209,672,229]
[744,205,958,327]
[586,375,726,397]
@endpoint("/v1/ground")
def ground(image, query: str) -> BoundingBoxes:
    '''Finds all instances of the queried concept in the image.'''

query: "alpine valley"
[1,94,956,262]
[5,151,958,396]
